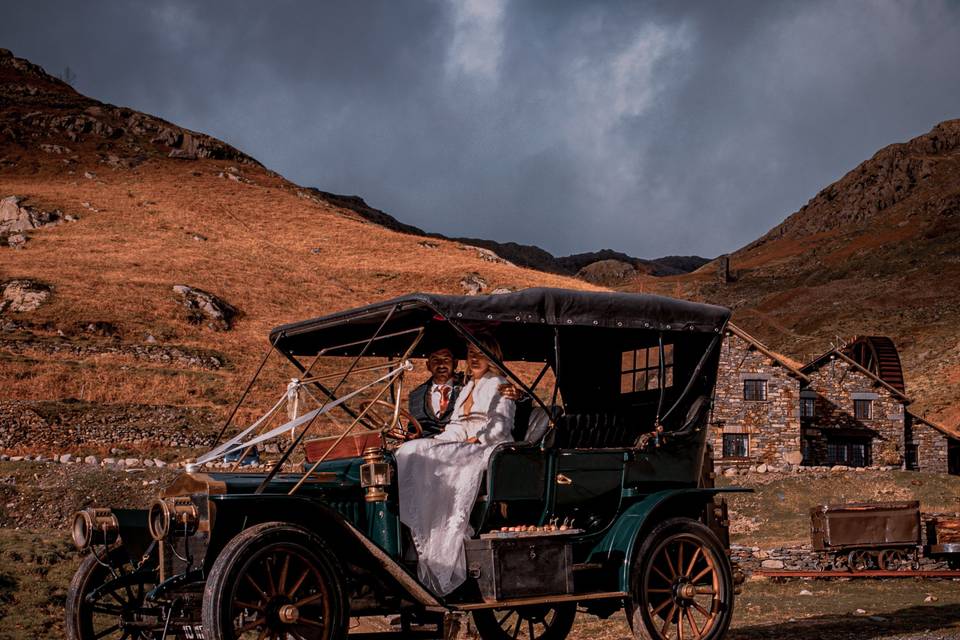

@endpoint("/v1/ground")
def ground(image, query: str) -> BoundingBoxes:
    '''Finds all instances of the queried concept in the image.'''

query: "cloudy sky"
[4,1,960,258]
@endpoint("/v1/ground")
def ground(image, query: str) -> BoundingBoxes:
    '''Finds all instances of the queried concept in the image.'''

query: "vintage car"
[66,288,745,640]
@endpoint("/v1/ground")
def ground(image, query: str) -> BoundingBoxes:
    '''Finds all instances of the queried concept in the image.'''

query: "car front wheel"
[201,522,348,640]
[626,517,734,640]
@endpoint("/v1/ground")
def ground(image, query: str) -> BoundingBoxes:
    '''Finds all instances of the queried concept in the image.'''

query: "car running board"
[452,590,627,611]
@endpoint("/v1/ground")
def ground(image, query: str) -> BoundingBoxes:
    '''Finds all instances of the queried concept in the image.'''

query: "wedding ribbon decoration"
[197,362,410,465]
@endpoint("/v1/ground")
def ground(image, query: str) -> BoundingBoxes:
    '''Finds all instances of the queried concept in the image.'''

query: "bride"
[396,333,515,596]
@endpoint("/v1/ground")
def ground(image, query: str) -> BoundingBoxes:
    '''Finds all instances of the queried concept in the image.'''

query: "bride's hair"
[467,330,503,371]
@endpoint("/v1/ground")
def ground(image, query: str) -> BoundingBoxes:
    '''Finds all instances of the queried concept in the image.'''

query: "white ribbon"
[197,362,410,465]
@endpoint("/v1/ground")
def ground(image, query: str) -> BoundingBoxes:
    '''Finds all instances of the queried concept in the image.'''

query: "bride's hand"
[465,437,480,444]
[498,383,524,401]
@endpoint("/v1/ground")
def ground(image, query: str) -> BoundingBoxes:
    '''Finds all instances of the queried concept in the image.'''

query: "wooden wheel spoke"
[236,616,267,633]
[685,547,702,578]
[234,600,265,612]
[653,564,673,584]
[297,618,325,628]
[651,596,673,616]
[678,611,685,640]
[94,623,121,639]
[497,610,515,627]
[677,542,685,580]
[690,565,713,584]
[685,607,702,638]
[264,556,277,596]
[691,600,711,618]
[293,592,325,608]
[278,553,291,595]
[91,603,125,615]
[244,574,270,601]
[648,588,672,594]
[512,615,522,639]
[660,604,677,638]
[663,546,679,578]
[528,618,536,638]
[287,568,309,598]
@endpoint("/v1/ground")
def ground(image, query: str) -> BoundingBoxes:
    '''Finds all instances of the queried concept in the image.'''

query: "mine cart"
[66,287,745,640]
[926,516,960,569]
[810,501,921,571]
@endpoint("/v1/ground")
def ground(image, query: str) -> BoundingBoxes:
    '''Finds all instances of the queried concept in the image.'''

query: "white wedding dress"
[396,372,515,596]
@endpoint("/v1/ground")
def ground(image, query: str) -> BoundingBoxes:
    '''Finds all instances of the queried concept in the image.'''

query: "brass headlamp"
[360,447,392,502]
[71,508,120,550]
[148,497,199,540]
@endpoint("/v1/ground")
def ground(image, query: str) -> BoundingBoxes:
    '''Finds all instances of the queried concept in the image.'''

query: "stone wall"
[711,333,802,466]
[912,417,950,474]
[802,358,906,467]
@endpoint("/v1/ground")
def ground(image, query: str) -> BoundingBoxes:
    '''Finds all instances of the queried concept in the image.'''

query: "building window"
[722,434,749,458]
[826,438,871,467]
[621,344,673,394]
[743,379,767,401]
[800,398,815,418]
[854,399,873,420]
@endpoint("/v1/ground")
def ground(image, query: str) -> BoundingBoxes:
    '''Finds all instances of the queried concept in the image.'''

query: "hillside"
[630,119,960,428]
[0,48,593,454]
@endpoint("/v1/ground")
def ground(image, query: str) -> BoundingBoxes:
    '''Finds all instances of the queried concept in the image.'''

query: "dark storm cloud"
[3,1,960,257]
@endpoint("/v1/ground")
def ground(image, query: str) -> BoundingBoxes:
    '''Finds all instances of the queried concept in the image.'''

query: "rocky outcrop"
[753,119,960,246]
[172,285,238,330]
[1,196,63,246]
[576,259,637,285]
[0,279,51,313]
[459,273,487,295]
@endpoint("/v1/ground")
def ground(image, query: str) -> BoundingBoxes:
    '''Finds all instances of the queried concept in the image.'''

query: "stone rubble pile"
[730,543,956,573]
[0,400,216,451]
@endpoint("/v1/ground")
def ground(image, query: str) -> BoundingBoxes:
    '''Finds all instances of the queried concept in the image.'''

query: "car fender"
[590,488,748,592]
[209,494,441,607]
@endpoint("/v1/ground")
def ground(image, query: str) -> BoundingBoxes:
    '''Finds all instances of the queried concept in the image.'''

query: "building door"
[949,438,960,476]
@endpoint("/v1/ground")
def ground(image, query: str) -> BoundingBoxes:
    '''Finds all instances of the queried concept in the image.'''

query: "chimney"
[717,255,732,283]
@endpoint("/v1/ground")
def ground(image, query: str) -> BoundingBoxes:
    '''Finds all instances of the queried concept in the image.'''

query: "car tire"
[66,548,157,640]
[472,602,576,640]
[626,517,734,640]
[202,521,348,640]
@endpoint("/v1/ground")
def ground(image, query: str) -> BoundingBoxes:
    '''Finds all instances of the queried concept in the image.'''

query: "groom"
[408,347,463,436]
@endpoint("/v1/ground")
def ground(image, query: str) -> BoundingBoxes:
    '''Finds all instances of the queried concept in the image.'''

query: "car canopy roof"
[270,287,730,360]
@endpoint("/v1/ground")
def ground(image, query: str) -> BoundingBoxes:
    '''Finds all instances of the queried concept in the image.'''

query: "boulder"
[459,273,487,296]
[172,285,239,330]
[0,195,62,234]
[84,455,99,465]
[58,453,74,464]
[0,279,52,313]
[760,559,785,569]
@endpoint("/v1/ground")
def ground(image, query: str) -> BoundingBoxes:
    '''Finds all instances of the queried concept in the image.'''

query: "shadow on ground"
[729,603,960,639]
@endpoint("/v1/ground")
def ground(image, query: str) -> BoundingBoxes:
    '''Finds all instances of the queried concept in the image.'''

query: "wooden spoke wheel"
[830,553,849,572]
[472,602,576,640]
[878,549,909,571]
[627,518,734,640]
[202,523,347,640]
[848,550,873,573]
[358,399,423,442]
[66,549,159,640]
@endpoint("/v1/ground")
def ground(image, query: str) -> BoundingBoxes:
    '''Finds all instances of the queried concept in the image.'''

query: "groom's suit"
[408,374,463,436]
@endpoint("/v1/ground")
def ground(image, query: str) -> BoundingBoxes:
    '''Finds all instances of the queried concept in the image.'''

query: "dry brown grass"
[0,149,594,422]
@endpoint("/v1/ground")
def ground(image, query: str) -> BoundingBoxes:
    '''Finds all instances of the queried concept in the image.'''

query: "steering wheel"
[358,399,423,442]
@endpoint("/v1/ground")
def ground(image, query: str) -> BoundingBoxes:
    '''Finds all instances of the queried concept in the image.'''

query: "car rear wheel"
[626,517,734,640]
[202,522,348,640]
[472,602,576,640]
[65,549,159,640]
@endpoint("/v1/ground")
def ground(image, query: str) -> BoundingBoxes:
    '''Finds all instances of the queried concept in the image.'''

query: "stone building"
[710,324,808,468]
[906,411,960,475]
[799,347,909,468]
[711,329,959,474]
